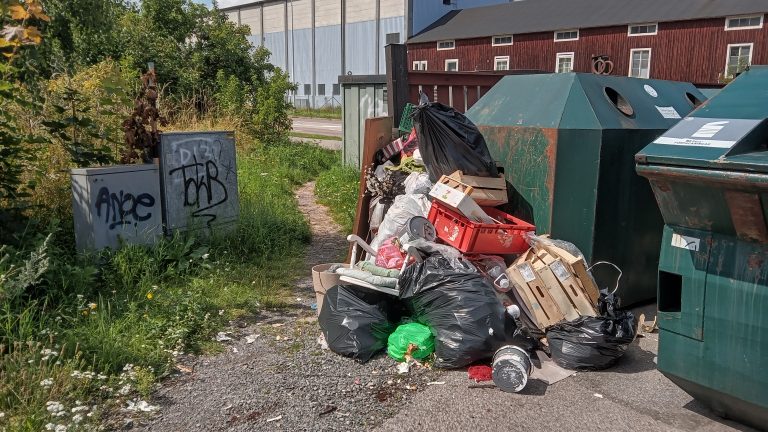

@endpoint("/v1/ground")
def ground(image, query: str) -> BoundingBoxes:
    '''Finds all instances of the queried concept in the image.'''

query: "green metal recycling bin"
[466,73,705,305]
[636,66,768,429]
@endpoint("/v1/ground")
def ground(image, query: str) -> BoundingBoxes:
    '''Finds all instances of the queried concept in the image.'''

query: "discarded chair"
[338,234,422,296]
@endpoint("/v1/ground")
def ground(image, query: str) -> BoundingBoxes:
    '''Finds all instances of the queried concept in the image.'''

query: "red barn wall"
[407,16,768,85]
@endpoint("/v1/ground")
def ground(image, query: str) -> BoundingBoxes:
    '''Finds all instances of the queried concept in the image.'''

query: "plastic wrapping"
[375,237,405,269]
[524,232,584,260]
[404,172,433,195]
[387,322,435,362]
[319,285,402,363]
[404,238,472,272]
[370,194,431,252]
[546,291,637,370]
[397,255,527,368]
[412,103,499,182]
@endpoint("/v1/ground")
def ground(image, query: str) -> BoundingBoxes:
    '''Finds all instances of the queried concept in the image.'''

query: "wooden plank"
[386,44,409,128]
[537,242,601,305]
[348,116,393,261]
[508,266,549,330]
[549,258,597,317]
[510,261,565,328]
[529,252,580,322]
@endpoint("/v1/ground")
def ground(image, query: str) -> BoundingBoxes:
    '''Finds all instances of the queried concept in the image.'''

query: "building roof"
[408,0,768,44]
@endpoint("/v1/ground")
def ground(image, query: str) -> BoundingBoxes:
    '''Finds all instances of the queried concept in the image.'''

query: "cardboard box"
[446,171,508,206]
[429,180,493,223]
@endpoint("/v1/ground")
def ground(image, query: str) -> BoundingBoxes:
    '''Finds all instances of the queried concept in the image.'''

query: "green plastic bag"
[387,322,435,362]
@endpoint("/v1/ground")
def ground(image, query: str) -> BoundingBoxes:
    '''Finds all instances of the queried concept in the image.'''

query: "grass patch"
[0,140,339,431]
[289,131,342,141]
[315,165,360,234]
[291,107,342,120]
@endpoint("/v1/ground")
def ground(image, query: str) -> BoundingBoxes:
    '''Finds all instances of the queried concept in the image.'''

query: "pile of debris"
[314,102,638,393]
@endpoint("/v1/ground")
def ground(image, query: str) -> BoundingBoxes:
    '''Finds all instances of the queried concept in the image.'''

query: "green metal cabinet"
[636,66,768,429]
[466,73,705,305]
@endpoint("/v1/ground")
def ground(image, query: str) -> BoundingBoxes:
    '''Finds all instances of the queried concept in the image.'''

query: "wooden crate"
[445,170,508,207]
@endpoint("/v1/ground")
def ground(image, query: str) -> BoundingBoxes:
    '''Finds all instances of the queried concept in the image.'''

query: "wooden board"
[348,116,393,261]
[509,260,565,329]
[529,252,580,321]
[549,258,597,317]
[539,243,601,305]
[446,170,508,206]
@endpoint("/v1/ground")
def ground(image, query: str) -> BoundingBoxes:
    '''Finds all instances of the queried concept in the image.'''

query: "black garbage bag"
[319,285,401,363]
[398,255,529,368]
[546,291,637,370]
[412,103,499,182]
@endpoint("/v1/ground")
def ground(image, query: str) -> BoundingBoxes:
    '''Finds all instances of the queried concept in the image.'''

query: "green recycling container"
[636,66,768,429]
[466,73,705,305]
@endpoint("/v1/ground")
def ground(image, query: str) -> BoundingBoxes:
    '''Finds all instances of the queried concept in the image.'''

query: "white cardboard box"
[429,181,492,223]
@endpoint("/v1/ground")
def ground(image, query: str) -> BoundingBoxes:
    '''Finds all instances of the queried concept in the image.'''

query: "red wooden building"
[406,0,768,86]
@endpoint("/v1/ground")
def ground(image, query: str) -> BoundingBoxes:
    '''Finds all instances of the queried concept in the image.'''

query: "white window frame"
[725,14,764,31]
[494,56,510,71]
[555,52,574,73]
[445,59,459,72]
[628,23,658,36]
[412,60,427,71]
[491,35,513,46]
[628,48,652,79]
[436,40,455,50]
[724,43,754,78]
[554,29,579,42]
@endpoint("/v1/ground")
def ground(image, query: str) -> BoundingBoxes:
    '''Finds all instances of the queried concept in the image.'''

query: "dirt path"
[137,182,438,432]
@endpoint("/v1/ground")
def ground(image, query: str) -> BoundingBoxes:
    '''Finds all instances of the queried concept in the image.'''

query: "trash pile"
[315,102,638,393]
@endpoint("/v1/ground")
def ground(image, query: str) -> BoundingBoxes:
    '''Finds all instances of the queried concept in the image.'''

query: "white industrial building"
[219,0,511,108]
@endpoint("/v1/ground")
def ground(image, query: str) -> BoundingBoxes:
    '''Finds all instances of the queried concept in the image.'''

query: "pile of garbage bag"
[316,103,638,392]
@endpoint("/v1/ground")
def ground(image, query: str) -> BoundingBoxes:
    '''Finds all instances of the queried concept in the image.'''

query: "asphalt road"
[375,304,757,432]
[292,116,342,137]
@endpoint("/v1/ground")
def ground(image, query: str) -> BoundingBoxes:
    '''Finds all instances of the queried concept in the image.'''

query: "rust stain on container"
[724,191,768,243]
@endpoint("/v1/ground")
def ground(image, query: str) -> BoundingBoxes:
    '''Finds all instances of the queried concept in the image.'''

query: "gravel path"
[137,181,442,432]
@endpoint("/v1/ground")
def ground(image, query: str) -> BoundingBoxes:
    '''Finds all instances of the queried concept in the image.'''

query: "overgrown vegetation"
[0,1,341,430]
[315,165,360,233]
[291,106,343,120]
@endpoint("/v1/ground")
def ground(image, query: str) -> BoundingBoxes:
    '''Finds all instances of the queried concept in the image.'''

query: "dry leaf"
[8,5,28,21]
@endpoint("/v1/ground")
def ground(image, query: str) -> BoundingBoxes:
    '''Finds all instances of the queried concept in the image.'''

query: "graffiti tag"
[95,187,156,230]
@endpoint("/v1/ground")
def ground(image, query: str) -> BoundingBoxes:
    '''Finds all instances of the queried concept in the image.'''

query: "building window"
[628,23,658,36]
[332,84,340,96]
[303,83,312,95]
[412,60,428,71]
[725,15,763,30]
[437,40,455,50]
[491,35,513,46]
[629,48,651,78]
[494,56,509,71]
[556,52,574,73]
[554,29,579,41]
[445,59,458,72]
[725,43,753,78]
[317,84,325,96]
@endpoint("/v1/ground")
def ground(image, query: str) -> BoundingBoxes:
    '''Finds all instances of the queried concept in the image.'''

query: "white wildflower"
[117,384,132,395]
[124,399,158,412]
[71,405,88,413]
[72,413,84,424]
[201,253,209,259]
[40,378,54,388]
[0,412,5,418]
[46,401,66,416]
[55,425,67,432]
[45,423,56,431]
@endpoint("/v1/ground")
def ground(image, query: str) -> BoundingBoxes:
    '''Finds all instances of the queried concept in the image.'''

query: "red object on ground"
[428,201,535,255]
[468,364,493,382]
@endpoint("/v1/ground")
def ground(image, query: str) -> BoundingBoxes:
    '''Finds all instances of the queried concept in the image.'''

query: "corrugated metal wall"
[407,16,768,85]
[342,82,388,167]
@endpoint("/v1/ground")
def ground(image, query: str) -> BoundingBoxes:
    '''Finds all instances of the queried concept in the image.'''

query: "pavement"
[291,116,342,137]
[375,303,757,432]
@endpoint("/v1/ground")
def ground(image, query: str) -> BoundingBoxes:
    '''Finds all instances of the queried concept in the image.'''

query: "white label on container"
[671,233,700,251]
[549,260,572,283]
[656,106,681,119]
[653,117,760,148]
[517,263,536,283]
[644,84,658,97]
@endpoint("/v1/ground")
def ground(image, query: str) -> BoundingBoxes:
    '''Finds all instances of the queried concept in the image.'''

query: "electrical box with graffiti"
[159,131,240,233]
[71,165,163,251]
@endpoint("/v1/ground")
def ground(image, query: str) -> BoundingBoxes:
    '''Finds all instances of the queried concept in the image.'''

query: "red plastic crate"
[427,201,535,254]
